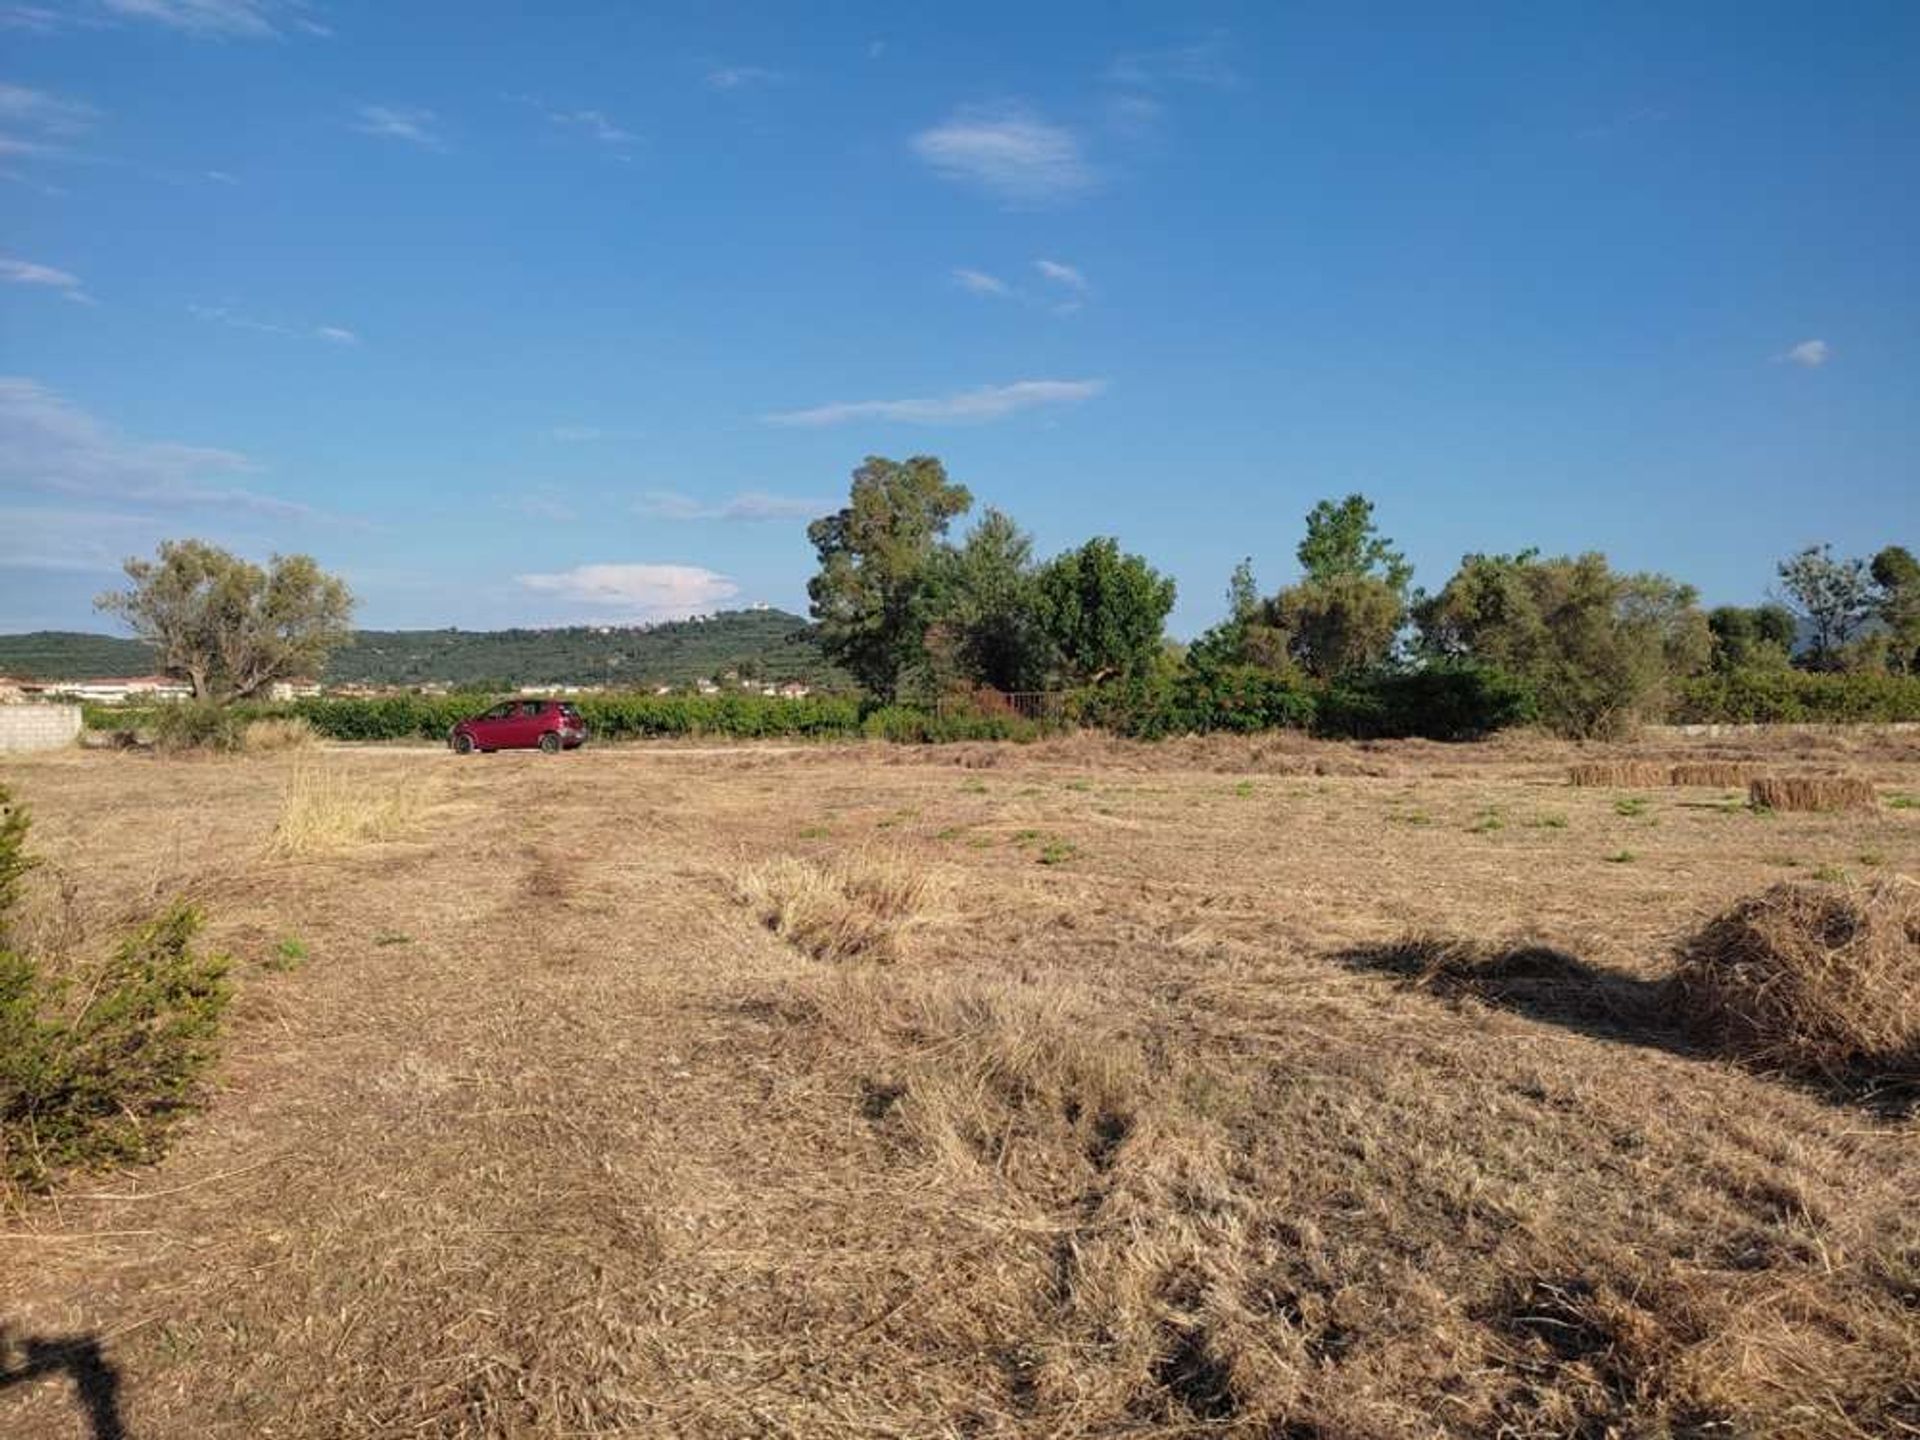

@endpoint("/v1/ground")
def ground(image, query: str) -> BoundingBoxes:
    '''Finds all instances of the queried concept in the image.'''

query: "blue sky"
[2,1,1915,636]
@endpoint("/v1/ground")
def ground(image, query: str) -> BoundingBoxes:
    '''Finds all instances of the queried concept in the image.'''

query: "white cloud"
[637,490,825,522]
[1034,258,1088,293]
[190,304,357,345]
[516,562,740,619]
[353,104,442,149]
[952,267,1010,297]
[0,375,311,516]
[204,168,238,183]
[1,254,94,303]
[1778,338,1831,368]
[511,94,635,148]
[911,104,1094,204]
[501,488,577,522]
[1105,36,1239,90]
[707,65,778,91]
[100,0,316,38]
[550,425,604,443]
[765,378,1106,428]
[0,81,98,161]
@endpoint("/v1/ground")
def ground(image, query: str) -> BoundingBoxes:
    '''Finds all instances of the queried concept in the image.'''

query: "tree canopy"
[805,455,972,700]
[95,540,355,703]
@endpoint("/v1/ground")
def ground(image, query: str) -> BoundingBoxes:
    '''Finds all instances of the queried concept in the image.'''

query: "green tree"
[95,540,354,703]
[925,508,1052,692]
[1036,538,1176,685]
[1775,544,1873,670]
[1297,493,1413,593]
[1267,574,1406,679]
[805,456,972,700]
[1416,551,1709,737]
[1870,545,1920,674]
[1707,604,1796,673]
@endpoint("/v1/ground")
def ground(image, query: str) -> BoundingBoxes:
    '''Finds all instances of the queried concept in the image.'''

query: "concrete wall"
[0,703,82,753]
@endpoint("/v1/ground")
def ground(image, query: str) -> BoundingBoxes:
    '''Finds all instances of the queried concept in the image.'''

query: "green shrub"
[1671,669,1920,724]
[152,701,250,752]
[1316,665,1537,740]
[0,788,230,1192]
[859,705,1039,743]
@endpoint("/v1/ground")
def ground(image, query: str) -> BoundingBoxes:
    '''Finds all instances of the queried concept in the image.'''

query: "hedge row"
[1670,669,1920,725]
[1071,664,1536,741]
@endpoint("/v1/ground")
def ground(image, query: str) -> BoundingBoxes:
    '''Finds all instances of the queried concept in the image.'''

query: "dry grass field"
[2,730,1917,1438]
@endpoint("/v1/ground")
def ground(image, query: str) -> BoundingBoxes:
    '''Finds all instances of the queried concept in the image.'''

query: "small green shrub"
[1671,669,1920,724]
[1615,797,1651,818]
[153,701,249,753]
[1605,849,1638,864]
[1526,813,1569,829]
[1037,840,1078,866]
[0,786,230,1193]
[267,936,309,972]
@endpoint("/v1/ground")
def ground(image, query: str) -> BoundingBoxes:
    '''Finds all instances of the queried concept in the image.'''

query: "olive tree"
[95,540,355,703]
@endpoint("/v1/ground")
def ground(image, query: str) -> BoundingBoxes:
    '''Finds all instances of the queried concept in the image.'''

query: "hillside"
[0,610,849,690]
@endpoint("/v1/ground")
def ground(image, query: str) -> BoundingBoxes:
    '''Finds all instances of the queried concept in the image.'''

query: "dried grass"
[1749,775,1879,812]
[268,760,425,857]
[1669,761,1761,788]
[1672,878,1920,1084]
[736,851,945,963]
[243,717,318,754]
[1568,760,1670,787]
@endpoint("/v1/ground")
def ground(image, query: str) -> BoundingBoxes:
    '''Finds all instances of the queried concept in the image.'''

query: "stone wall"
[0,703,83,753]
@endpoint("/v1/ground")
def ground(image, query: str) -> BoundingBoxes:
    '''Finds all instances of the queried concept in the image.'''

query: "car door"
[474,701,518,748]
[513,700,547,748]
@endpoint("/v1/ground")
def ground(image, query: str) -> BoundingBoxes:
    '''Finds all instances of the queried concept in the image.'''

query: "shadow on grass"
[0,1329,127,1440]
[1334,938,1916,1119]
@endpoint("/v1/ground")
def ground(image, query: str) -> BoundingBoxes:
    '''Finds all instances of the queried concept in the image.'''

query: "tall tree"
[1267,574,1406,678]
[1297,493,1413,593]
[95,541,354,702]
[1707,604,1796,672]
[924,509,1051,692]
[1036,538,1176,685]
[1870,545,1920,674]
[1775,544,1874,670]
[805,456,972,700]
[1416,551,1709,737]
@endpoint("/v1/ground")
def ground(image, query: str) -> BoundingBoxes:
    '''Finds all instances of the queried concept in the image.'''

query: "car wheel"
[452,732,475,755]
[539,732,561,754]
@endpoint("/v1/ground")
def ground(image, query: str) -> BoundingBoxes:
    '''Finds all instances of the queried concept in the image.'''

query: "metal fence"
[934,689,1070,723]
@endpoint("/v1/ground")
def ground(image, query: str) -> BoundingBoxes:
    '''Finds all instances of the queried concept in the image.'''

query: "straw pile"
[1747,776,1877,813]
[1668,761,1760,788]
[1567,761,1669,788]
[1671,879,1920,1083]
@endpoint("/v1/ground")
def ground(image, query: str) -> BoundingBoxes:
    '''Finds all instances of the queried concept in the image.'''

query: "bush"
[1671,880,1920,1086]
[244,716,319,753]
[152,701,250,752]
[0,787,230,1192]
[860,705,1041,744]
[1316,665,1536,740]
[1671,669,1920,724]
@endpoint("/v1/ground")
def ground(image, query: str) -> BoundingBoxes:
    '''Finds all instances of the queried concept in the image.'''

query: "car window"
[485,702,515,719]
[524,701,545,715]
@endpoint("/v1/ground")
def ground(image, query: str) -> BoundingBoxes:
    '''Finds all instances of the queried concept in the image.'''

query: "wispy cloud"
[1,254,95,304]
[516,562,740,619]
[0,375,311,517]
[510,94,636,150]
[638,490,825,522]
[765,378,1106,428]
[353,104,442,149]
[707,65,778,91]
[1034,258,1087,293]
[952,267,1011,298]
[0,81,98,160]
[1105,35,1240,91]
[99,0,325,39]
[190,304,357,345]
[911,104,1094,204]
[501,487,577,522]
[1776,338,1831,368]
[550,425,604,443]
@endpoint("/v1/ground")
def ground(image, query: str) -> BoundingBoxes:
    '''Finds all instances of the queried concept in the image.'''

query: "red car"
[449,699,588,754]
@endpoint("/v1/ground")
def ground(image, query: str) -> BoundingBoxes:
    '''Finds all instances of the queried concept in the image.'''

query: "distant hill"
[0,610,851,690]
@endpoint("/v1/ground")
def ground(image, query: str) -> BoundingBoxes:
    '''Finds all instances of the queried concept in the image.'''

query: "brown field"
[3,731,1918,1438]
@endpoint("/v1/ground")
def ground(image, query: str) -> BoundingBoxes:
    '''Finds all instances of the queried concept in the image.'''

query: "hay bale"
[1747,776,1877,813]
[1669,762,1759,788]
[1568,761,1669,788]
[1670,880,1920,1083]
